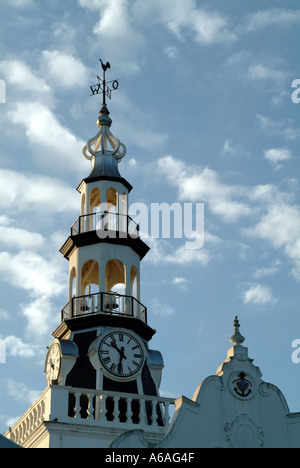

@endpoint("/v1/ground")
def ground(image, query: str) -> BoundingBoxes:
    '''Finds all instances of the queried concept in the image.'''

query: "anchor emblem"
[233,372,252,398]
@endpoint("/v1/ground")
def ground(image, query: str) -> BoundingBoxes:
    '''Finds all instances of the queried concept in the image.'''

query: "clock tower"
[5,63,175,449]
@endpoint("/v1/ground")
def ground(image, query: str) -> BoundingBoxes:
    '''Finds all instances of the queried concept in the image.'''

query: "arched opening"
[105,259,125,292]
[106,187,118,210]
[81,193,86,217]
[81,260,99,296]
[130,266,139,299]
[106,188,118,231]
[90,188,101,214]
[69,267,76,300]
[78,260,100,315]
[105,259,126,314]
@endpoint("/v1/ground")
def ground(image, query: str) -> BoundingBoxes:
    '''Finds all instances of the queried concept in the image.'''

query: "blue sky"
[0,0,299,433]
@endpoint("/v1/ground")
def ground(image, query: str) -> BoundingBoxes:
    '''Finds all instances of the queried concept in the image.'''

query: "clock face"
[45,342,61,386]
[99,330,145,380]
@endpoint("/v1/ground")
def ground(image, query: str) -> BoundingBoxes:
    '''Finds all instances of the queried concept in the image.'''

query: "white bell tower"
[5,62,175,449]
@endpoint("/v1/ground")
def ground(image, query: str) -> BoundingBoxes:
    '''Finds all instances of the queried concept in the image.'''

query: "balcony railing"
[62,291,147,323]
[5,386,176,447]
[71,211,139,237]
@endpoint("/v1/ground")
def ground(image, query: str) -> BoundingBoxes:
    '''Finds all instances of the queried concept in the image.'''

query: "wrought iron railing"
[62,291,147,323]
[70,211,139,237]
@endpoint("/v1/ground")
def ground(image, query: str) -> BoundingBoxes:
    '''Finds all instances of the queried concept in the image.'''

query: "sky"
[0,0,299,434]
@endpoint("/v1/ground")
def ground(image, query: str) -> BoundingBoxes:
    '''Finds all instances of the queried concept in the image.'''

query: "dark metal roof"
[0,434,22,449]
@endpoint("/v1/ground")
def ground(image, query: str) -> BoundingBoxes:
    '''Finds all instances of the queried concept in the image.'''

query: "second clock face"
[99,330,145,380]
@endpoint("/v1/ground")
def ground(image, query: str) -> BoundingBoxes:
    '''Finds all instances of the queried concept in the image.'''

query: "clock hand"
[111,341,127,360]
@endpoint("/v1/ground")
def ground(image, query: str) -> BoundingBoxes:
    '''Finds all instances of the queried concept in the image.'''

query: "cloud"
[248,64,288,86]
[0,169,78,214]
[264,148,291,169]
[80,0,146,75]
[5,379,41,406]
[254,261,281,279]
[247,63,289,105]
[156,156,252,223]
[0,59,51,95]
[221,139,250,159]
[0,217,45,250]
[0,309,10,321]
[41,50,90,89]
[256,115,300,141]
[8,101,87,174]
[172,277,189,290]
[151,296,175,317]
[0,250,66,338]
[245,203,300,281]
[245,8,300,32]
[3,337,37,359]
[1,0,35,8]
[243,283,276,306]
[134,0,235,45]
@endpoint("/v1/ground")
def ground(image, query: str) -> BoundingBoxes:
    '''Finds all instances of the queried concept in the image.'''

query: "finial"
[230,316,245,346]
[83,60,126,162]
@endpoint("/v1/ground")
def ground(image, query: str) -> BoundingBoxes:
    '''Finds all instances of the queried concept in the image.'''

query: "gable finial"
[230,316,245,346]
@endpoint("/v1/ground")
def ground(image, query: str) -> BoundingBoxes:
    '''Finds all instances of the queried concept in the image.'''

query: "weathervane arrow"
[90,59,119,105]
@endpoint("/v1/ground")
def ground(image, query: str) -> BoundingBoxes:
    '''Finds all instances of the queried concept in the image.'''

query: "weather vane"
[90,59,119,105]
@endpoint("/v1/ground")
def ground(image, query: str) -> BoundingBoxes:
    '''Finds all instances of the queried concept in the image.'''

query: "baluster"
[139,398,147,426]
[74,392,81,419]
[163,401,171,427]
[87,394,94,420]
[151,401,158,427]
[127,398,133,424]
[113,396,120,422]
[98,394,107,421]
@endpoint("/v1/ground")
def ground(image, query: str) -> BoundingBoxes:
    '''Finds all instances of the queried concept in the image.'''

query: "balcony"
[71,211,139,238]
[62,291,147,323]
[5,385,176,447]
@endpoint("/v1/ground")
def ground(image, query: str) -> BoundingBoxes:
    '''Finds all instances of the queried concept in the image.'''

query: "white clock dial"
[99,330,145,380]
[45,342,61,386]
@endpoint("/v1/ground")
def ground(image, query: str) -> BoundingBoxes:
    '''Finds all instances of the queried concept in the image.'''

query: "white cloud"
[0,59,50,95]
[3,337,37,359]
[151,296,175,317]
[0,251,65,298]
[264,148,291,169]
[5,379,41,406]
[0,220,45,251]
[221,139,250,159]
[2,0,34,8]
[0,169,78,214]
[254,261,281,279]
[243,283,276,306]
[245,8,300,32]
[156,156,252,223]
[248,64,288,85]
[8,101,87,174]
[172,277,189,290]
[257,115,300,141]
[245,203,300,281]
[41,50,90,88]
[247,63,289,105]
[0,309,10,321]
[0,250,66,337]
[85,0,146,75]
[134,0,235,45]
